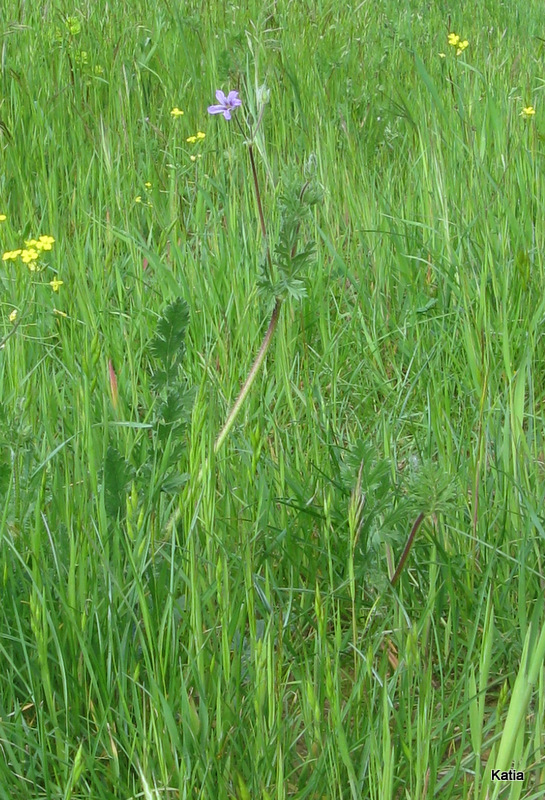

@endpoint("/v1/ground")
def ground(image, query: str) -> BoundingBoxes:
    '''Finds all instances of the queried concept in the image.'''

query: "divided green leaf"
[150,298,190,391]
[103,445,134,520]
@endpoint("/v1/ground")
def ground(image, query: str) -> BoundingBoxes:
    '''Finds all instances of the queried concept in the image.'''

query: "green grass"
[1,1,545,797]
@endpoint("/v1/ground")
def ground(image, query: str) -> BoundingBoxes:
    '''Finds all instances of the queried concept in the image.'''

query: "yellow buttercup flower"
[448,32,469,55]
[2,250,21,261]
[0,214,6,222]
[38,235,55,250]
[521,106,536,118]
[49,278,63,292]
[2,236,53,263]
[20,248,39,264]
[25,235,55,251]
[170,107,184,117]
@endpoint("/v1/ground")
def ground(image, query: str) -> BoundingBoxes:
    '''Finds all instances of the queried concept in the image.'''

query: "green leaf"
[275,276,307,302]
[160,473,190,494]
[158,386,195,428]
[103,446,134,520]
[150,298,189,389]
[0,445,12,498]
[416,297,438,314]
[151,368,169,393]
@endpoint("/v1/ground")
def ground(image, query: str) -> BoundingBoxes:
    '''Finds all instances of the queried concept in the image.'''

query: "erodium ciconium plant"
[204,86,322,461]
[164,86,322,526]
[166,83,321,533]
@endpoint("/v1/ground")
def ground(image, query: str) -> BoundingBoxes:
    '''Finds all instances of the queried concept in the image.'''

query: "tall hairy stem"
[213,297,281,457]
[208,142,274,463]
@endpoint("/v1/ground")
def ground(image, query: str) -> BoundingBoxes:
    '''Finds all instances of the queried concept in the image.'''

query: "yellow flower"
[187,131,206,144]
[170,107,184,117]
[9,309,17,323]
[38,235,55,250]
[2,250,20,261]
[438,52,446,58]
[448,33,468,54]
[20,248,39,264]
[49,278,63,292]
[24,235,55,251]
[135,196,142,203]
[145,182,152,188]
[0,214,6,222]
[521,106,536,118]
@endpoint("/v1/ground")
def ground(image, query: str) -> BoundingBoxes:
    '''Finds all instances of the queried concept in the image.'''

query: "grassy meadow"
[1,0,545,797]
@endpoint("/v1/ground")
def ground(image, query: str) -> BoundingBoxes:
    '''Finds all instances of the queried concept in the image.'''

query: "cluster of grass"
[1,1,545,797]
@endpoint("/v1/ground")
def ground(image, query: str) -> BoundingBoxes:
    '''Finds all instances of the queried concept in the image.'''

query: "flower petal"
[215,89,227,104]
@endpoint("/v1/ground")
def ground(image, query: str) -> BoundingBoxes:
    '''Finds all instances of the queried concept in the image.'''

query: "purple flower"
[207,89,242,120]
